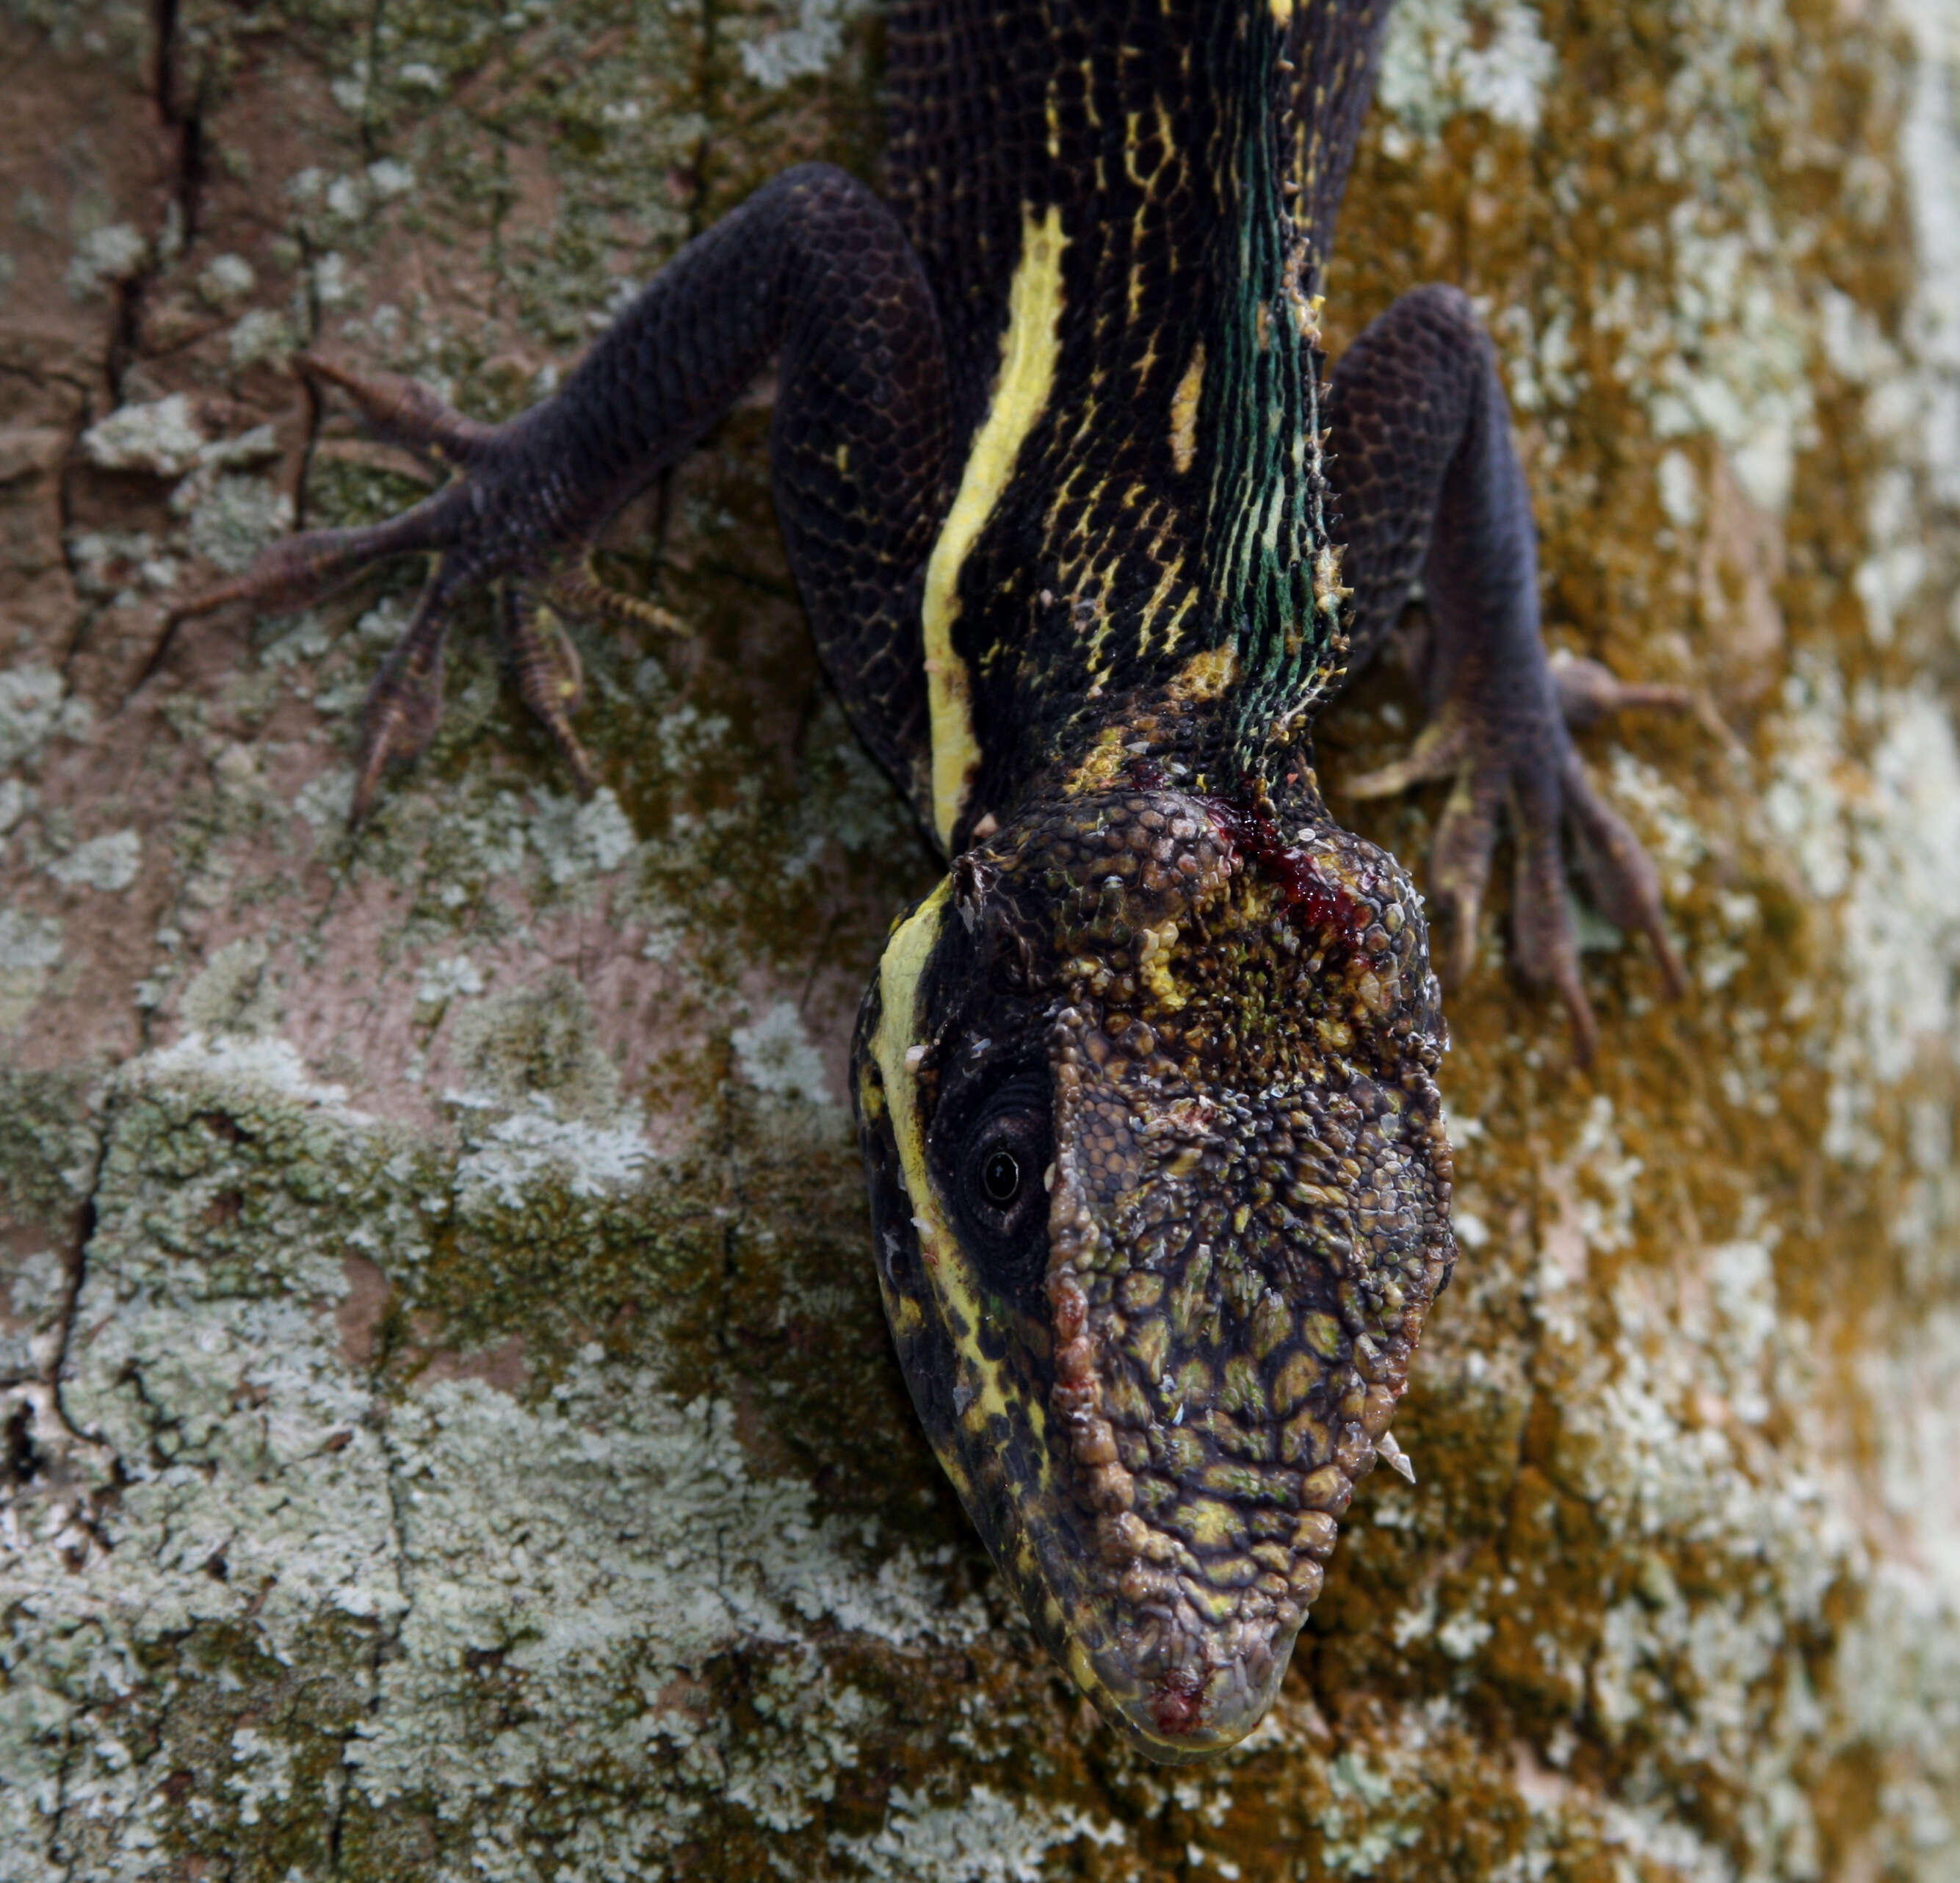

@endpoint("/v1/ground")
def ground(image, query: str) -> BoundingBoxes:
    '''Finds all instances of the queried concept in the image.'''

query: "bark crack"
[152,0,208,243]
[17,1103,124,1881]
[327,1307,418,1874]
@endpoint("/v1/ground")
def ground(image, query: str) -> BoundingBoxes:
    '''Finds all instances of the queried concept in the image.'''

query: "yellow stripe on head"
[869,876,1049,1461]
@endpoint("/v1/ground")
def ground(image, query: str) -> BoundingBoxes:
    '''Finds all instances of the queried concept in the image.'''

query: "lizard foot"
[1346,653,1690,1064]
[161,356,684,822]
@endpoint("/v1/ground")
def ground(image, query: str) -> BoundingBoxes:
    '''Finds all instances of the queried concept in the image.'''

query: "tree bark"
[2,0,1958,1876]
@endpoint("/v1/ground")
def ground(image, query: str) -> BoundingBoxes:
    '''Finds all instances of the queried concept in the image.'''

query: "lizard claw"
[142,485,468,690]
[546,559,689,640]
[1426,758,1502,991]
[1558,744,1687,999]
[1508,767,1602,1066]
[159,486,466,635]
[497,556,691,795]
[1343,651,1688,1063]
[1347,701,1469,798]
[502,585,597,798]
[1549,649,1694,729]
[351,574,601,821]
[352,568,460,823]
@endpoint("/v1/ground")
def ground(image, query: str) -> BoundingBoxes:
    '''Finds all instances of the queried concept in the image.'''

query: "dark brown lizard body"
[170,0,1684,1760]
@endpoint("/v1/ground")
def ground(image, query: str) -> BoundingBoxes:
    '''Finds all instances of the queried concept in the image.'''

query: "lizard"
[167,0,1688,1763]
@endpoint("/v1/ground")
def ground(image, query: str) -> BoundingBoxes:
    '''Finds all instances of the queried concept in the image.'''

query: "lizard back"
[884,0,1392,848]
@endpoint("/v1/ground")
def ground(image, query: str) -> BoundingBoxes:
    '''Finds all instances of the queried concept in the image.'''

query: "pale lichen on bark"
[1,0,1957,1877]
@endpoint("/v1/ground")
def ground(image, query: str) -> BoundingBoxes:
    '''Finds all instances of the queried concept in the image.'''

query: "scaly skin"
[858,770,1452,1757]
[165,0,1685,1760]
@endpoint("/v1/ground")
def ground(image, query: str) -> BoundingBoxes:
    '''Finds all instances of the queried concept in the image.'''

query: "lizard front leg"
[166,163,952,823]
[1325,283,1688,1061]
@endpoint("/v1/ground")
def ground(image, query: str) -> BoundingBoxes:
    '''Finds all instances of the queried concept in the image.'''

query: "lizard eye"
[933,1066,1052,1284]
[982,1146,1022,1205]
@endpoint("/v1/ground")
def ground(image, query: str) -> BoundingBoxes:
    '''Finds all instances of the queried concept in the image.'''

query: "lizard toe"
[144,485,470,698]
[296,352,499,469]
[351,568,467,824]
[1345,703,1469,799]
[1561,745,1687,998]
[1508,782,1602,1067]
[1426,762,1503,990]
[548,558,690,640]
[1549,648,1693,731]
[1348,658,1685,1058]
[157,481,466,635]
[502,584,598,798]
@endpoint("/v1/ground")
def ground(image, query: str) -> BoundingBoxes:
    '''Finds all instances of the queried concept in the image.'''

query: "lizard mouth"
[853,784,1455,1760]
[1078,1627,1298,1763]
[1014,1439,1321,1763]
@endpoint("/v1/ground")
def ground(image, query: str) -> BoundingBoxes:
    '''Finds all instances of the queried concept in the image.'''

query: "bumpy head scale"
[854,780,1455,1760]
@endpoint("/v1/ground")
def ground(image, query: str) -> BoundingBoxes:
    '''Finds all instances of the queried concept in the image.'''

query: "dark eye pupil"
[931,1064,1050,1284]
[982,1148,1021,1205]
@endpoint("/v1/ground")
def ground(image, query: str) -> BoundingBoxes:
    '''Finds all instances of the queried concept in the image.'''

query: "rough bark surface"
[1,1,1958,1877]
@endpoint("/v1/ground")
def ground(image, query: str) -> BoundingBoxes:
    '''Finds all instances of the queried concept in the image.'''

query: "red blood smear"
[1149,1673,1206,1736]
[1197,792,1367,942]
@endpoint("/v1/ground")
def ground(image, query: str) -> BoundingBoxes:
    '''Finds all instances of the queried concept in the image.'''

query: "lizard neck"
[946,665,1332,858]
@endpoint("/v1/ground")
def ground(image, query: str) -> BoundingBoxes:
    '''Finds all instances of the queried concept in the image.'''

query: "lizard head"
[854,780,1456,1762]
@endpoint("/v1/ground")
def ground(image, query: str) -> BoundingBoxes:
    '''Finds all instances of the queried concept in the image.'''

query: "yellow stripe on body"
[869,881,1049,1463]
[1169,341,1205,474]
[1133,546,1187,654]
[1154,588,1200,657]
[920,205,1068,850]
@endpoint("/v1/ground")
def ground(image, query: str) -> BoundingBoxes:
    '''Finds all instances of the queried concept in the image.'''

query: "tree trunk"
[2,1,1957,1876]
